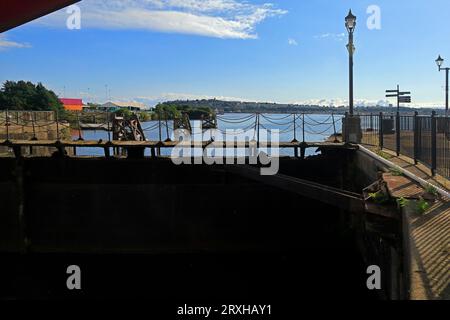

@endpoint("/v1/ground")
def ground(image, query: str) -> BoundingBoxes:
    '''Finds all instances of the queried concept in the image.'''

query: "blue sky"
[0,0,449,107]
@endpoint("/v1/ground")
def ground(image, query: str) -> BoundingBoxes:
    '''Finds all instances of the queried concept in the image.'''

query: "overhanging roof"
[0,0,81,33]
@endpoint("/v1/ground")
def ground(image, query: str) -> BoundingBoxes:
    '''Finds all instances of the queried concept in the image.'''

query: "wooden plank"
[0,140,358,150]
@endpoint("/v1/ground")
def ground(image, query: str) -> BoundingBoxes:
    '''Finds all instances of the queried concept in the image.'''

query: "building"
[60,98,83,111]
[98,101,148,112]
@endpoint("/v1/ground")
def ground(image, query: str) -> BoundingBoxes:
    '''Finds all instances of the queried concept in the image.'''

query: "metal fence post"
[158,110,162,142]
[370,113,374,130]
[165,111,170,142]
[107,110,111,142]
[257,113,260,149]
[332,113,338,142]
[292,113,297,142]
[302,113,305,143]
[413,111,419,164]
[396,111,400,156]
[431,111,437,176]
[6,109,10,141]
[379,112,384,149]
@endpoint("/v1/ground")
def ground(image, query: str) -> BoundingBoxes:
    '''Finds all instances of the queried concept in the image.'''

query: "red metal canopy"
[0,0,81,33]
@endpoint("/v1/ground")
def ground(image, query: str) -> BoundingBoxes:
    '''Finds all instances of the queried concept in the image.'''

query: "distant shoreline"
[161,99,447,115]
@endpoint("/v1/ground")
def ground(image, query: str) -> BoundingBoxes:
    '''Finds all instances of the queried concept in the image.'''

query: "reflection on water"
[72,113,343,157]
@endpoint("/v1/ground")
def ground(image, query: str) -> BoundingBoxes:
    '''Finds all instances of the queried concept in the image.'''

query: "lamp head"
[436,55,444,70]
[345,9,357,33]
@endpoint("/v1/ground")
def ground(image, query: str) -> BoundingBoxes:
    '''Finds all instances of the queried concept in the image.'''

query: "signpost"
[385,85,412,112]
[385,85,412,156]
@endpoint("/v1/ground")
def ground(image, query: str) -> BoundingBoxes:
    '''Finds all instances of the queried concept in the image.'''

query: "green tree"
[0,80,64,111]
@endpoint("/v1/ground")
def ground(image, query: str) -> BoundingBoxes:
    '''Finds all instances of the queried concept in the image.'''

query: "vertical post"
[292,113,297,142]
[332,113,337,142]
[107,110,111,142]
[158,110,162,142]
[446,68,449,113]
[77,113,83,141]
[396,84,400,113]
[165,111,170,141]
[431,111,437,176]
[257,113,260,149]
[31,112,37,140]
[302,113,305,143]
[343,112,348,142]
[6,109,9,141]
[348,33,354,116]
[396,111,400,156]
[413,111,419,164]
[379,112,384,149]
[55,110,60,141]
[370,113,373,130]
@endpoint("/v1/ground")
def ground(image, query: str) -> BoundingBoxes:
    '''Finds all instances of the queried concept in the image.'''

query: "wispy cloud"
[288,38,298,46]
[38,0,287,39]
[0,35,31,50]
[315,33,346,41]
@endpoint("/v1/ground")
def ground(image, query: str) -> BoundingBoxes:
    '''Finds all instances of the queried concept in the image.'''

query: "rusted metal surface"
[382,173,425,200]
[112,115,146,141]
[173,113,192,132]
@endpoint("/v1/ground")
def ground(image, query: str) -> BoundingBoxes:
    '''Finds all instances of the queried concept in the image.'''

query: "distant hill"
[161,99,444,115]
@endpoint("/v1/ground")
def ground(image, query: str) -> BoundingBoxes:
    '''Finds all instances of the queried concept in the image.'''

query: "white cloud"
[0,35,31,50]
[288,38,298,46]
[315,33,346,41]
[37,0,287,39]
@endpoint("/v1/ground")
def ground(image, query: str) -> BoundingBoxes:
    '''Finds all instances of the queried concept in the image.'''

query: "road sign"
[385,90,398,93]
[398,91,411,95]
[386,94,398,98]
[399,97,411,103]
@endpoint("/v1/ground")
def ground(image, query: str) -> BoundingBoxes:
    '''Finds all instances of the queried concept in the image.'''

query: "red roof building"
[60,98,83,111]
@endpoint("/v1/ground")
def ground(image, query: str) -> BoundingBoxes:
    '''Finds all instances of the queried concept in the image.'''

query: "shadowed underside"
[0,0,80,33]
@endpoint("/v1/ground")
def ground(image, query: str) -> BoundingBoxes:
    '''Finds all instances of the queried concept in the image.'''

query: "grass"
[397,197,409,208]
[368,191,390,205]
[424,184,438,196]
[389,167,404,176]
[375,148,392,160]
[416,198,431,214]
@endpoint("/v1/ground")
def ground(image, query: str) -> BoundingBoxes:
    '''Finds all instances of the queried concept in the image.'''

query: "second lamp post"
[345,10,356,116]
[435,55,449,113]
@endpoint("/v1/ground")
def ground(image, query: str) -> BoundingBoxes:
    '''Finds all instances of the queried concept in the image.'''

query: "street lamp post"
[345,10,356,116]
[436,55,449,113]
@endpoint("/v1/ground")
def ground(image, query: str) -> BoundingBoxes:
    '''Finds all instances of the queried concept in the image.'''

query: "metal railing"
[346,112,450,179]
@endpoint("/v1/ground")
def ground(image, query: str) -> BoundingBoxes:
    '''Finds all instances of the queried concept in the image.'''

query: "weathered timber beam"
[225,165,364,214]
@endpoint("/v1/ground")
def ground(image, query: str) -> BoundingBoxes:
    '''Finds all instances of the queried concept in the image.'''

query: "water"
[72,113,343,157]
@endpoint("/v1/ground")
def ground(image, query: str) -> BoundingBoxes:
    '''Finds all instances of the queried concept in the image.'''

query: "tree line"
[0,81,64,111]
